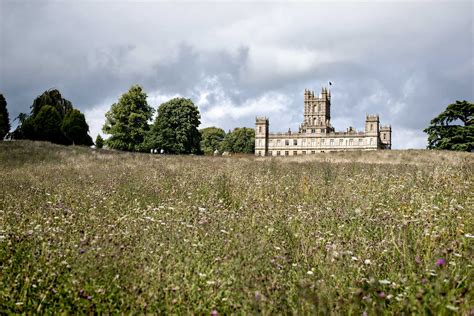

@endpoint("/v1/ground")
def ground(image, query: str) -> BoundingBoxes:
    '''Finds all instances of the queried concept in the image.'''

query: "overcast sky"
[1,0,472,149]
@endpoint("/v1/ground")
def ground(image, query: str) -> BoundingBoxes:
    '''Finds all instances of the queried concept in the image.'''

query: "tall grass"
[0,141,472,314]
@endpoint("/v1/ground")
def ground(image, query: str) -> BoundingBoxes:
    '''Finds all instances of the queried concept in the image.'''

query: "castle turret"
[380,125,392,149]
[365,114,380,148]
[255,117,269,156]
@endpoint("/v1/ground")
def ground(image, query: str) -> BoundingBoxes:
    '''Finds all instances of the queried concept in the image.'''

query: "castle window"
[339,139,344,146]
[293,151,297,156]
[293,139,298,146]
[277,139,281,146]
[302,139,306,146]
[311,138,316,146]
[285,140,289,146]
[383,134,386,140]
[359,139,363,145]
[311,151,316,154]
[258,139,263,147]
[269,151,272,156]
[349,139,353,146]
[277,151,281,156]
[285,151,289,156]
[302,151,306,155]
[370,138,373,145]
[330,139,334,146]
[259,126,262,133]
[321,129,325,133]
[321,139,325,145]
[311,129,315,133]
[370,124,374,131]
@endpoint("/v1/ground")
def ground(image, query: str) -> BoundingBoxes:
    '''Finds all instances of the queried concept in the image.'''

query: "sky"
[1,0,472,149]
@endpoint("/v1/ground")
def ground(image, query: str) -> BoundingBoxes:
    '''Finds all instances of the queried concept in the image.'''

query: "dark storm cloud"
[1,0,472,148]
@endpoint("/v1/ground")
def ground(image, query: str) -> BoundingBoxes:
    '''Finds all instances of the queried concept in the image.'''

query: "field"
[0,141,473,314]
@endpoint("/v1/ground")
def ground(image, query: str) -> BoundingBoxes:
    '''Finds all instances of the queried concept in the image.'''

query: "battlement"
[304,87,331,101]
[366,114,380,122]
[380,125,391,131]
[256,117,269,124]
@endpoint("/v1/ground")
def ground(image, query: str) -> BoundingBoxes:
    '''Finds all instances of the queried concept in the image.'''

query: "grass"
[0,140,473,314]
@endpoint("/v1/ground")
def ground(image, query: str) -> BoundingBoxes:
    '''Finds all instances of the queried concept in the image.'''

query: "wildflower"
[351,256,358,261]
[307,270,314,275]
[255,291,261,301]
[378,291,386,299]
[364,259,371,265]
[211,310,219,316]
[436,258,446,267]
[378,279,391,285]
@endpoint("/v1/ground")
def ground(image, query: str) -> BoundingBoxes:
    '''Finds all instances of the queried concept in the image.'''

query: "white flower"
[364,259,372,265]
[464,233,474,238]
[351,256,358,261]
[378,279,391,285]
[307,270,314,275]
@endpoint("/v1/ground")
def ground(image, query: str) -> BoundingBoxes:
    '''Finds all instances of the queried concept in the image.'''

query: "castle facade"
[255,87,391,156]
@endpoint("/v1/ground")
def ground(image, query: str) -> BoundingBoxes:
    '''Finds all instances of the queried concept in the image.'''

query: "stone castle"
[255,87,391,156]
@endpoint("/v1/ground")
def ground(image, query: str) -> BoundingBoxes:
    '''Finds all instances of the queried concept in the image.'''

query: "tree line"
[0,85,255,154]
[0,86,472,152]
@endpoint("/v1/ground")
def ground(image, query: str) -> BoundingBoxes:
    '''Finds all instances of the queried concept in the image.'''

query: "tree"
[0,94,10,140]
[424,100,473,151]
[146,98,201,154]
[61,109,93,146]
[200,127,225,155]
[103,85,154,151]
[95,135,104,149]
[32,105,65,144]
[31,89,73,118]
[13,89,92,145]
[220,127,255,153]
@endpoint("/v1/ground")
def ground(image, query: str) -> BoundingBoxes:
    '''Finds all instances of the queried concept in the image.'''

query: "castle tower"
[380,125,392,149]
[255,117,269,156]
[365,114,380,148]
[302,87,331,133]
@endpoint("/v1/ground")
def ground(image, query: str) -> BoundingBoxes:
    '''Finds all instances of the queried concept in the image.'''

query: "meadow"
[0,141,472,314]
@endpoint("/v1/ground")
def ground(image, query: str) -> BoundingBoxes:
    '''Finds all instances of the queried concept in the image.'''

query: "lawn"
[0,141,472,314]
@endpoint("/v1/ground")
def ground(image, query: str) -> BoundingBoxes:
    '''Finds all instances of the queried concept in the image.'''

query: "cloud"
[1,0,472,149]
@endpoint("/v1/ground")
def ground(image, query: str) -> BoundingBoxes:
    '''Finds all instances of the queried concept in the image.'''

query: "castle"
[255,87,391,156]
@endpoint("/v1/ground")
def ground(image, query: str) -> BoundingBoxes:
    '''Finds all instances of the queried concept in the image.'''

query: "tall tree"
[146,98,201,154]
[200,127,226,155]
[220,127,255,154]
[61,109,93,146]
[103,85,154,152]
[424,100,473,151]
[13,89,92,145]
[0,94,10,140]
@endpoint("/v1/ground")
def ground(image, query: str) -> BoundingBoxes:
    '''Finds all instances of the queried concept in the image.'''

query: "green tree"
[32,105,65,143]
[200,127,226,155]
[61,109,93,146]
[424,100,473,151]
[0,94,10,140]
[103,85,154,151]
[31,89,73,118]
[95,134,104,149]
[146,98,201,154]
[220,127,255,153]
[13,89,92,145]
